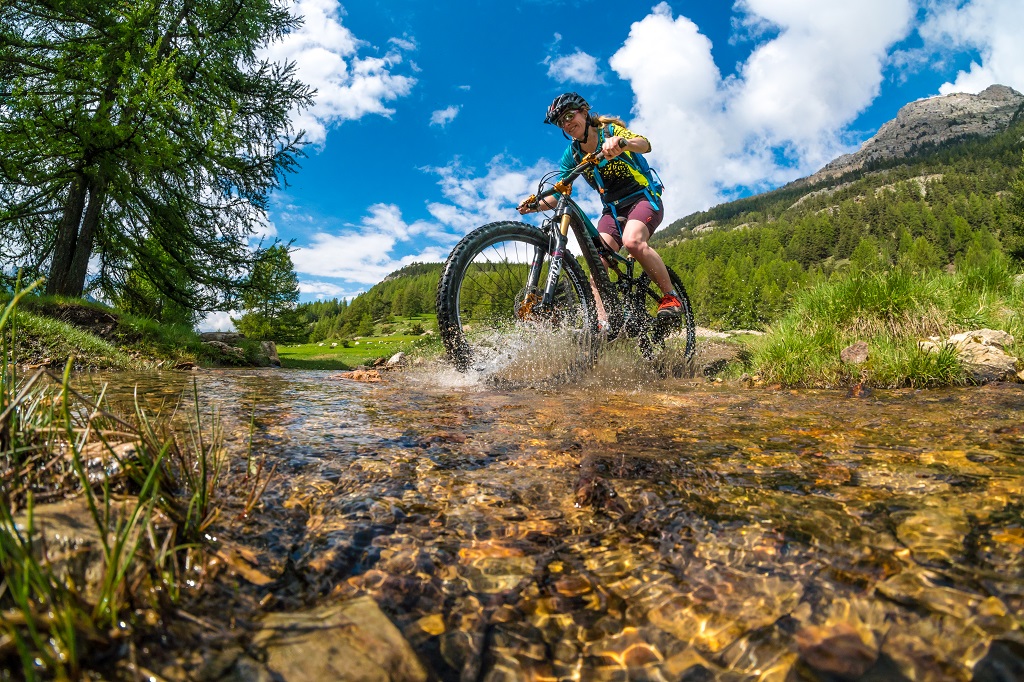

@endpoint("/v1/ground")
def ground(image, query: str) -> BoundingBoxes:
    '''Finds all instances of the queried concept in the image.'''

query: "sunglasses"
[558,109,579,127]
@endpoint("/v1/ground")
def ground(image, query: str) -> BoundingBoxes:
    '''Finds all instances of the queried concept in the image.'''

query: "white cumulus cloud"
[546,50,606,85]
[917,0,1024,95]
[430,105,460,127]
[261,0,417,145]
[197,311,237,333]
[424,156,561,235]
[608,0,916,219]
[289,154,579,293]
[290,204,448,285]
[299,280,356,298]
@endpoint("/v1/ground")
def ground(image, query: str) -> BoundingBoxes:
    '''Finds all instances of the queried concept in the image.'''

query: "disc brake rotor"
[517,291,542,321]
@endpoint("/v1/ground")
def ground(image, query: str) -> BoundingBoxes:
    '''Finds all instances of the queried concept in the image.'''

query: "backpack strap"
[607,124,664,212]
[592,125,609,191]
[575,124,663,212]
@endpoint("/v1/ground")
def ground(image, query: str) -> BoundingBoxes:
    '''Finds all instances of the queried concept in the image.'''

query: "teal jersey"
[559,123,653,205]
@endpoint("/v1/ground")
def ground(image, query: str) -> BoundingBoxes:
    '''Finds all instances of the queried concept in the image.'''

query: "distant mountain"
[806,84,1024,184]
[657,83,1024,242]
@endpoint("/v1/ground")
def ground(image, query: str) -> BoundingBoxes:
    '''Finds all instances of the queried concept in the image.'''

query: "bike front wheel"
[435,221,598,383]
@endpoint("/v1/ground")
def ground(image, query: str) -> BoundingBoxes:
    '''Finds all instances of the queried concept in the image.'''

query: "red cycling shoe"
[657,294,682,319]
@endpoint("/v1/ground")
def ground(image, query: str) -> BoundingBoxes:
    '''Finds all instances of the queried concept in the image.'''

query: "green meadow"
[276,314,441,369]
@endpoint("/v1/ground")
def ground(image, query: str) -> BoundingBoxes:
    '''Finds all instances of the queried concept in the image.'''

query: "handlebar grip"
[519,194,539,211]
[594,138,628,161]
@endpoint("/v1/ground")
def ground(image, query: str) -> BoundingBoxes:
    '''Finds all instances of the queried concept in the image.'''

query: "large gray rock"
[261,341,281,367]
[919,328,1021,383]
[204,340,245,358]
[200,332,243,343]
[253,597,428,682]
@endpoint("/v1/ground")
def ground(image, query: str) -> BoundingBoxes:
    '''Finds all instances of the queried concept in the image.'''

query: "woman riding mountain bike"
[434,91,696,384]
[517,92,683,325]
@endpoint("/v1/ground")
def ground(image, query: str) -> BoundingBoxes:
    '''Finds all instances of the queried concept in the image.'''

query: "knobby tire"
[435,221,598,385]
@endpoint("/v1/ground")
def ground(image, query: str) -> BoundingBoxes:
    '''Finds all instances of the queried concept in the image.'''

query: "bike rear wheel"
[435,221,598,383]
[632,266,697,363]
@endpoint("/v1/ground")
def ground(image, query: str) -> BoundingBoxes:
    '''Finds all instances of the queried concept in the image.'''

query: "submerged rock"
[253,597,428,682]
[795,622,878,680]
[973,638,1024,682]
[336,369,384,383]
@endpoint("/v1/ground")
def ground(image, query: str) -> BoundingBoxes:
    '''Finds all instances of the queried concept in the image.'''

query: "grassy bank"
[277,333,441,369]
[1,287,441,372]
[746,257,1024,387]
[1,292,272,370]
[0,285,273,679]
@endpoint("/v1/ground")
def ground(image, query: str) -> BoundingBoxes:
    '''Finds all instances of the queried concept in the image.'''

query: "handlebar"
[520,138,628,211]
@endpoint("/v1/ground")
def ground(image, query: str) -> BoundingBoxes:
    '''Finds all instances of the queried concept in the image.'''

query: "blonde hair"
[588,112,627,129]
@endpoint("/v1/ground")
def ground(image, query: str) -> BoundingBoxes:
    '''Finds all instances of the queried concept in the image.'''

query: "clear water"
[99,361,1024,681]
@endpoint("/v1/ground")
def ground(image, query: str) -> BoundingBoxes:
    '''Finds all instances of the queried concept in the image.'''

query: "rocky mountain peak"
[807,84,1024,184]
[977,84,1022,102]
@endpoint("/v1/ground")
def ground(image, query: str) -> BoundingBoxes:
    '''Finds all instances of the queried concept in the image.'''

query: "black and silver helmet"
[544,92,589,124]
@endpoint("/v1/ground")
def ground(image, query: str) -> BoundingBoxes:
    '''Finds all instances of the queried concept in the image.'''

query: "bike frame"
[524,147,638,336]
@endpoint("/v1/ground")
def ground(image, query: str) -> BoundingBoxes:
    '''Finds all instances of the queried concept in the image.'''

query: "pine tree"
[0,0,312,314]
[1006,151,1024,260]
[233,244,303,342]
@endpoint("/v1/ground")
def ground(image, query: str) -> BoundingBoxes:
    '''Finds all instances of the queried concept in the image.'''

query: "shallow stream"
[100,360,1024,681]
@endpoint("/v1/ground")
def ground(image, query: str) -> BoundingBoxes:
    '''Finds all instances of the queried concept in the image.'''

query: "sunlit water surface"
[96,361,1024,681]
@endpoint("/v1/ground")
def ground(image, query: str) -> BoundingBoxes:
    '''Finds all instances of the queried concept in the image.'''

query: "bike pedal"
[653,315,681,331]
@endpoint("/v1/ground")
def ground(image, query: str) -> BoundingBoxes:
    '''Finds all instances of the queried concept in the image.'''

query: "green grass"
[12,309,140,370]
[750,257,1024,388]
[281,314,442,369]
[278,333,438,369]
[0,283,272,678]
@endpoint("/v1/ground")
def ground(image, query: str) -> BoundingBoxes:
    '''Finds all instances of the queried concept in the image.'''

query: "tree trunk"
[46,174,87,295]
[65,174,108,296]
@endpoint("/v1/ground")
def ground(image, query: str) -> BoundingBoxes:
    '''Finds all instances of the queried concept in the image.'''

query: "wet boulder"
[15,497,106,600]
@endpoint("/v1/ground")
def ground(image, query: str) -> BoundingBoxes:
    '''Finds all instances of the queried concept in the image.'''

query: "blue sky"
[203,0,1024,329]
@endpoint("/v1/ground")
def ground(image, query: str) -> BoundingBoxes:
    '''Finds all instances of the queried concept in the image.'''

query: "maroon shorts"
[597,198,664,247]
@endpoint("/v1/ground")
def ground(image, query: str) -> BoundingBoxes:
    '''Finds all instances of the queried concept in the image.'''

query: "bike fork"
[541,213,572,307]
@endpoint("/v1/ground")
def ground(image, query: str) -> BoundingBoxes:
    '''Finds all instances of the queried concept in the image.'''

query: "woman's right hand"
[517,196,537,214]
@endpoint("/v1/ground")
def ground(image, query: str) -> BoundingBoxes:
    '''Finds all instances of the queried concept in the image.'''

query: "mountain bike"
[435,143,696,383]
